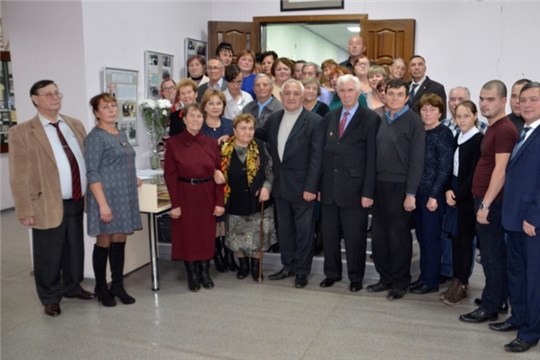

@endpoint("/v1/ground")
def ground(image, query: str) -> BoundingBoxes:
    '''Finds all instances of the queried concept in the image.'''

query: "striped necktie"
[339,111,349,138]
[51,122,82,201]
[511,126,531,160]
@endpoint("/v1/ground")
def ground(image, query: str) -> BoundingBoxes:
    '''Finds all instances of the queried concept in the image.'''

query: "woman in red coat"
[164,103,225,292]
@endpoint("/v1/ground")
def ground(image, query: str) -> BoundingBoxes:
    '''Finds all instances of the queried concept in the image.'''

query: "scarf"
[221,136,260,204]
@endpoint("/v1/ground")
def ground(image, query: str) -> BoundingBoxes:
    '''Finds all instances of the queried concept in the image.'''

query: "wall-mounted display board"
[0,51,16,153]
[103,67,139,146]
[184,38,207,78]
[145,51,173,100]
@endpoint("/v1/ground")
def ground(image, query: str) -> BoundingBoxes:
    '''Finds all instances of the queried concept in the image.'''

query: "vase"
[149,147,160,170]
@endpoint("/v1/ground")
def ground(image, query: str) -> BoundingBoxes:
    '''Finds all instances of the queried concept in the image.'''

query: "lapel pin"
[329,132,333,137]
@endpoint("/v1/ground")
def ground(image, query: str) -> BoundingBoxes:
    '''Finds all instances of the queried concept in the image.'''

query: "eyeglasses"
[36,92,63,99]
[207,66,223,71]
[355,62,370,67]
[162,86,176,92]
[377,89,386,94]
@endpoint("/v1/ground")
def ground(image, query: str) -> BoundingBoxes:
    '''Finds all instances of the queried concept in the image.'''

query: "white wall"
[266,24,348,64]
[210,0,540,118]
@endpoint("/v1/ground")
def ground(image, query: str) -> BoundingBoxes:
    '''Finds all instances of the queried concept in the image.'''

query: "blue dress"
[241,74,256,99]
[84,128,142,236]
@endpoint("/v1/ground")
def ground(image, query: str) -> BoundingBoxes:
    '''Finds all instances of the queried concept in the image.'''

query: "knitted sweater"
[376,109,426,195]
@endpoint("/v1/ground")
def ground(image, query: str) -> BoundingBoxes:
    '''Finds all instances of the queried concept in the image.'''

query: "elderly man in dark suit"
[407,55,446,115]
[256,79,325,288]
[243,74,284,129]
[319,74,379,292]
[196,58,227,102]
[494,82,540,353]
[8,80,94,317]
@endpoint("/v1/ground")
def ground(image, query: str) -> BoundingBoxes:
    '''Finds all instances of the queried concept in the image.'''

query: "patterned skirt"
[225,206,277,257]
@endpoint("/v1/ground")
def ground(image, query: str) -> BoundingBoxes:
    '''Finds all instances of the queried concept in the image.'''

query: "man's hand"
[477,209,490,225]
[523,220,536,236]
[403,195,416,212]
[171,207,181,219]
[19,216,35,227]
[303,191,316,202]
[361,197,373,208]
[445,190,456,207]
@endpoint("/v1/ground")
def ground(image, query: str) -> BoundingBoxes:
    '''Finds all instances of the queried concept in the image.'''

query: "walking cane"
[258,201,264,283]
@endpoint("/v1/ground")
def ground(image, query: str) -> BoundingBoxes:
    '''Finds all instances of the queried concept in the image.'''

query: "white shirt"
[39,113,87,199]
[223,88,253,120]
[522,118,540,143]
[453,127,480,177]
[209,78,224,90]
[410,76,426,93]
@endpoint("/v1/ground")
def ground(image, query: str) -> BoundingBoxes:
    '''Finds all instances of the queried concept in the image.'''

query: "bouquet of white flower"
[140,98,172,169]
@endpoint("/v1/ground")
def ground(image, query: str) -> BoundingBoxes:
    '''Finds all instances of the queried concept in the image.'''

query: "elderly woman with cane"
[221,113,276,281]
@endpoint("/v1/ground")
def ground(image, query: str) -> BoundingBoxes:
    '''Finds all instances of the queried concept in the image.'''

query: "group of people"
[8,35,540,353]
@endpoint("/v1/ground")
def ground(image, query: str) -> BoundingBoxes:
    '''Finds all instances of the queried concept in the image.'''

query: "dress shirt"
[39,113,87,199]
[453,127,480,177]
[385,105,410,123]
[522,118,540,143]
[340,103,360,132]
[209,78,224,90]
[223,89,253,120]
[317,87,333,106]
[257,97,273,118]
[410,76,426,93]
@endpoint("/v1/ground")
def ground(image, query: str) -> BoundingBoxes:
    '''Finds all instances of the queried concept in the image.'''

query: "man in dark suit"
[196,58,227,102]
[256,79,325,288]
[507,78,532,133]
[319,74,379,292]
[494,82,540,353]
[407,55,446,115]
[8,80,94,317]
[243,74,284,129]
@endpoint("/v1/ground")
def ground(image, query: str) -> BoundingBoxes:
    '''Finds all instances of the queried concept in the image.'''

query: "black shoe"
[387,288,405,301]
[184,261,201,292]
[268,268,295,281]
[459,308,498,323]
[199,261,214,289]
[320,278,339,288]
[409,279,422,288]
[214,237,227,273]
[224,248,239,272]
[410,284,439,294]
[439,275,452,285]
[474,298,509,314]
[350,282,363,292]
[250,258,263,282]
[237,257,250,280]
[504,338,538,353]
[269,243,280,253]
[367,282,392,293]
[295,275,308,288]
[489,321,518,332]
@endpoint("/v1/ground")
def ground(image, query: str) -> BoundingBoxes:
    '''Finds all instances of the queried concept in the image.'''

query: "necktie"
[339,111,349,138]
[408,83,419,106]
[511,127,531,159]
[51,122,82,201]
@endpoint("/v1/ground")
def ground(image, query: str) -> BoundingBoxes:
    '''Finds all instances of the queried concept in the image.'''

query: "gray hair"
[280,78,305,96]
[254,73,274,88]
[301,77,322,96]
[449,86,471,100]
[302,62,322,77]
[336,74,361,92]
[391,57,405,66]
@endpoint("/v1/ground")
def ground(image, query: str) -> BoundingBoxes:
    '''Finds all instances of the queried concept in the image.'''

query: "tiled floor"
[1,208,537,359]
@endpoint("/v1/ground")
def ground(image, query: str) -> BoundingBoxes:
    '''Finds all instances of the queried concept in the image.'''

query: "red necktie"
[339,111,349,138]
[51,122,82,201]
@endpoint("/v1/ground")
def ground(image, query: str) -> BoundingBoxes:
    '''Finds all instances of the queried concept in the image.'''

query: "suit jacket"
[242,96,284,129]
[196,81,228,103]
[9,114,87,229]
[502,126,540,232]
[408,76,447,115]
[320,106,380,207]
[255,108,325,202]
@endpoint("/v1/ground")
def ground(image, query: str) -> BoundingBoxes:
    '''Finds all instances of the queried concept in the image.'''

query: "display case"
[0,51,16,153]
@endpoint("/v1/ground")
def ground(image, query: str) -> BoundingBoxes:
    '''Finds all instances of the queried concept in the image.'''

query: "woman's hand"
[214,206,225,217]
[446,190,456,207]
[217,135,230,145]
[259,187,270,202]
[99,203,113,223]
[214,169,226,184]
[426,197,438,212]
[171,207,181,219]
[137,177,142,187]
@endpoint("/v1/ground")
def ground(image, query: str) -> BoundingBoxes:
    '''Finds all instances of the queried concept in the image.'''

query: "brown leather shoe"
[44,304,61,317]
[76,289,96,300]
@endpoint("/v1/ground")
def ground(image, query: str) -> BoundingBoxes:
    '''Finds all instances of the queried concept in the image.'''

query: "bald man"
[339,36,366,73]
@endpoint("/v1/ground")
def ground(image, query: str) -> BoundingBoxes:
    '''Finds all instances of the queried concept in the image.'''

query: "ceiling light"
[347,27,361,33]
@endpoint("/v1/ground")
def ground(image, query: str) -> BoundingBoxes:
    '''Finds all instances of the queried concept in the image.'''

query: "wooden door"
[365,19,416,80]
[208,21,258,60]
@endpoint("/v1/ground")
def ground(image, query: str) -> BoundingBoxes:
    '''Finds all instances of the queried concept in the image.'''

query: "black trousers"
[371,180,413,290]
[321,201,368,282]
[274,197,315,276]
[32,199,84,305]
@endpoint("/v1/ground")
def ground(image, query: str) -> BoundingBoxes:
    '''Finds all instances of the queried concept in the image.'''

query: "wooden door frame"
[253,14,369,52]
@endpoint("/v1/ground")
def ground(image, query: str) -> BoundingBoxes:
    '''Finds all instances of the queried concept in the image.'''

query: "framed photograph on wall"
[184,38,207,78]
[103,67,139,146]
[281,0,344,12]
[144,51,174,100]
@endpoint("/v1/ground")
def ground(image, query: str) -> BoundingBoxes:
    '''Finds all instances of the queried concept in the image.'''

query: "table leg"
[148,213,160,291]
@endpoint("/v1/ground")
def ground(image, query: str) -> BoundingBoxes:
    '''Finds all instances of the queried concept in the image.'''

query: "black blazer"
[445,132,483,237]
[409,76,447,115]
[196,81,228,103]
[320,106,380,207]
[255,108,325,202]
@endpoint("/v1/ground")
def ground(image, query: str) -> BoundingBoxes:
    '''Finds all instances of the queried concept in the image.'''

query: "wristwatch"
[479,202,490,210]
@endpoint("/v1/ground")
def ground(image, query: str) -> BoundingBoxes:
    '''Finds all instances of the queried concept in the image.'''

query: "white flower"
[141,99,156,109]
[162,110,168,116]
[156,99,172,109]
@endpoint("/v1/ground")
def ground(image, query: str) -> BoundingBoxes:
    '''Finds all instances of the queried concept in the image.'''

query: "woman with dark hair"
[271,57,295,101]
[410,93,454,295]
[216,42,234,67]
[187,55,209,86]
[440,101,484,305]
[85,93,142,307]
[260,51,278,78]
[168,78,198,137]
[164,103,225,292]
[221,113,276,280]
[236,49,257,99]
[353,55,372,95]
[223,64,253,120]
[301,77,330,117]
[373,78,389,117]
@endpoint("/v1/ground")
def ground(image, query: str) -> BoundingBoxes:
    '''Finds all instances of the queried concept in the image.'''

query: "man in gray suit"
[242,74,283,129]
[196,58,227,102]
[255,79,325,288]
